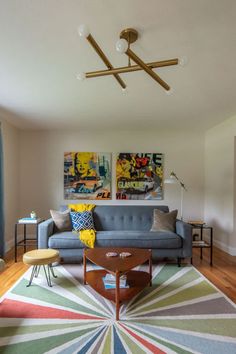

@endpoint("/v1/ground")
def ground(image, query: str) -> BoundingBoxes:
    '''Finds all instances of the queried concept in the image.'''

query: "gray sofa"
[38,205,192,265]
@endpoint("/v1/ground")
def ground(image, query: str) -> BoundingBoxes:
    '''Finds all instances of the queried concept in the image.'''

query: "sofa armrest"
[176,220,193,258]
[38,218,54,249]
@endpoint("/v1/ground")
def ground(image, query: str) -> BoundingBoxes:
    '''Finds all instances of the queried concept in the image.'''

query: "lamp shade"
[164,176,177,184]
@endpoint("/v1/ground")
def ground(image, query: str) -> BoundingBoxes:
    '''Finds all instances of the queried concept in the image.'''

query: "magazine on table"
[102,277,129,289]
[18,217,42,224]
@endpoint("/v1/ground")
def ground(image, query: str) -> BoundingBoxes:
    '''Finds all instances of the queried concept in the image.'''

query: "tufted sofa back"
[61,205,169,231]
[93,205,169,231]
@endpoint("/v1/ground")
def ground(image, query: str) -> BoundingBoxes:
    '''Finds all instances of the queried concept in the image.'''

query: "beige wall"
[205,114,236,255]
[3,114,236,256]
[1,118,20,251]
[19,129,205,222]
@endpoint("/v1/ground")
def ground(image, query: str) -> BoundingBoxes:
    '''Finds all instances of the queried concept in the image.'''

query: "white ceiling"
[0,0,236,131]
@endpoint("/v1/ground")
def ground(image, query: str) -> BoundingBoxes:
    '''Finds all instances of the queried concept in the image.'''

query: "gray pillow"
[50,209,72,232]
[150,209,178,232]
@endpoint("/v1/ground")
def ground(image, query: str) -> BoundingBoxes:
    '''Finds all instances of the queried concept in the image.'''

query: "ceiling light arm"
[124,47,170,91]
[85,59,179,78]
[86,34,126,89]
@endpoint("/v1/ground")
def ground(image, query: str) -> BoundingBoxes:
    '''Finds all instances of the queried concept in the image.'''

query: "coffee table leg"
[116,271,120,321]
[149,251,152,286]
[83,250,87,285]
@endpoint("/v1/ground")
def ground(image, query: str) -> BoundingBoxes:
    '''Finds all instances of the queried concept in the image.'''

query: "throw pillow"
[50,209,72,232]
[70,211,95,231]
[150,209,178,232]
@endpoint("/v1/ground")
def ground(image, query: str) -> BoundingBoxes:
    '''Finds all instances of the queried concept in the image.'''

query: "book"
[103,274,127,287]
[104,274,127,281]
[18,217,42,224]
[102,277,129,289]
[188,220,205,226]
[193,240,207,245]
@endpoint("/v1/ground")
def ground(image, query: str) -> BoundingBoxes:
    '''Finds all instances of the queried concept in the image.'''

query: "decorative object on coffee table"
[23,249,60,287]
[83,247,152,321]
[106,252,118,257]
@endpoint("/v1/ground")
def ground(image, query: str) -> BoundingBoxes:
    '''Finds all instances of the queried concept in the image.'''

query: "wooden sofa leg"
[177,257,181,267]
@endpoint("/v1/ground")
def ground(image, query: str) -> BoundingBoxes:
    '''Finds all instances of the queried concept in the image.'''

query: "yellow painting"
[64,152,111,200]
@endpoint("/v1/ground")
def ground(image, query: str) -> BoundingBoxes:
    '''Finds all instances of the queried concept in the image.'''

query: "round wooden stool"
[23,249,60,287]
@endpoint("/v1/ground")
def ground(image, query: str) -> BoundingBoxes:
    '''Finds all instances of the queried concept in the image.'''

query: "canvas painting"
[64,152,111,200]
[116,153,163,200]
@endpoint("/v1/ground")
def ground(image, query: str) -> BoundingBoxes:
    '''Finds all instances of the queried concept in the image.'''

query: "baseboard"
[214,239,236,256]
[6,239,14,253]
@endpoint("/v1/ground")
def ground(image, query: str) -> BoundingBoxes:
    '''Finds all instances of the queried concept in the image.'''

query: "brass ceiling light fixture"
[77,25,186,92]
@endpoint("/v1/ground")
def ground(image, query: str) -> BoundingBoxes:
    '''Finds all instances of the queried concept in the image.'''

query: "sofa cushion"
[49,230,182,249]
[70,211,95,231]
[96,231,182,249]
[151,209,178,232]
[49,232,85,249]
[50,209,72,232]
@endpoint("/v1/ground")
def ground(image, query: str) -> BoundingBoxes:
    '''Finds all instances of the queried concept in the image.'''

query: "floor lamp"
[164,171,187,220]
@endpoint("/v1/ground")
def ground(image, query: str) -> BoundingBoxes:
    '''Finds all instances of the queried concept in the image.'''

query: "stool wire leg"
[43,265,52,287]
[27,266,37,287]
[49,264,57,278]
[35,265,41,278]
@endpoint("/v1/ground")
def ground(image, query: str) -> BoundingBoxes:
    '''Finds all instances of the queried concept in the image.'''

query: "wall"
[19,129,205,222]
[0,118,20,251]
[205,114,236,255]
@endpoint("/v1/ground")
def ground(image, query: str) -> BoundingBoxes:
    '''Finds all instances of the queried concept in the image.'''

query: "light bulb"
[76,72,86,81]
[166,88,174,96]
[179,56,188,67]
[78,24,90,38]
[116,39,128,53]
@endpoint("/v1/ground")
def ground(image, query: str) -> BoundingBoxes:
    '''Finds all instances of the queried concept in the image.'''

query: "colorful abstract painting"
[64,152,111,200]
[116,153,163,200]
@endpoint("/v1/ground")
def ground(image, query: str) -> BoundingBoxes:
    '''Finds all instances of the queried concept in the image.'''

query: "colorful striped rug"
[0,263,236,354]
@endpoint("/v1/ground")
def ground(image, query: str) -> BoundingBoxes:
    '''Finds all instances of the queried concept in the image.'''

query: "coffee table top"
[85,247,151,273]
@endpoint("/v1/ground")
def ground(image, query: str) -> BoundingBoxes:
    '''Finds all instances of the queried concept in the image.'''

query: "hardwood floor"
[0,245,236,303]
[191,246,236,303]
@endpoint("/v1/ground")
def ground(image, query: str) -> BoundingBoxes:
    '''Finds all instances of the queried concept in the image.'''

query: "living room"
[0,1,236,353]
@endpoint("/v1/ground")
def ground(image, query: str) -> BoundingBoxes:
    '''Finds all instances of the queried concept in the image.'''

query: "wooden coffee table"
[83,247,152,320]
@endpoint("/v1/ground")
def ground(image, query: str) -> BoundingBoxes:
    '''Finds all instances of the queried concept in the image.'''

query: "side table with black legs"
[15,219,44,262]
[188,222,213,266]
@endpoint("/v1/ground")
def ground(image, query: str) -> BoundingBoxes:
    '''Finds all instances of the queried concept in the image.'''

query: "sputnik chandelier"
[77,25,185,92]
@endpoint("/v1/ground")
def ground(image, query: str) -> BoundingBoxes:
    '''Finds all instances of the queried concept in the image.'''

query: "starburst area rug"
[0,263,236,354]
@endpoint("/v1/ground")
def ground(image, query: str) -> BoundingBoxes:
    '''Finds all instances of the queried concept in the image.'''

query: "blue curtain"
[0,124,4,257]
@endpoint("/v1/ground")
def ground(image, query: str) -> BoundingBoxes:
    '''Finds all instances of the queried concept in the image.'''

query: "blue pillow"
[70,211,95,231]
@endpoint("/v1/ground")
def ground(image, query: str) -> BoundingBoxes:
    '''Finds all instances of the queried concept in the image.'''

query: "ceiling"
[0,0,236,131]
